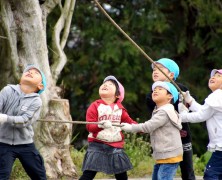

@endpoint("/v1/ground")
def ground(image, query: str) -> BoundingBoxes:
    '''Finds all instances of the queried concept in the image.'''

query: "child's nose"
[153,69,159,73]
[153,89,157,92]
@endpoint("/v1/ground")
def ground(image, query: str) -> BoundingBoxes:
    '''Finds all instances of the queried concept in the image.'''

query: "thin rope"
[38,119,123,127]
[93,0,184,99]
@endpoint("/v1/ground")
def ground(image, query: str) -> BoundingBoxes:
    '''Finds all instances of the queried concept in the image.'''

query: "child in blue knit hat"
[146,58,196,180]
[23,64,47,94]
[121,81,183,180]
[0,65,47,179]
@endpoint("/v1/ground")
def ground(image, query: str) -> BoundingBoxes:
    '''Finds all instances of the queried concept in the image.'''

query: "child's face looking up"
[21,68,43,90]
[99,80,117,100]
[152,63,174,82]
[152,86,173,107]
[208,72,222,91]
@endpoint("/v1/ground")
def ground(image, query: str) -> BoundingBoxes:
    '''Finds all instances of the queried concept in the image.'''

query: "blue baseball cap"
[151,58,180,80]
[23,65,47,94]
[152,81,179,103]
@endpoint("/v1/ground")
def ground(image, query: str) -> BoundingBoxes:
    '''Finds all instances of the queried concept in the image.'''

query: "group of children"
[80,58,222,180]
[0,60,221,180]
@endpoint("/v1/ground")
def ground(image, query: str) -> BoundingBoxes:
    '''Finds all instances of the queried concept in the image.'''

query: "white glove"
[121,123,133,132]
[178,102,189,114]
[179,93,184,103]
[182,91,194,104]
[98,120,112,129]
[0,114,7,124]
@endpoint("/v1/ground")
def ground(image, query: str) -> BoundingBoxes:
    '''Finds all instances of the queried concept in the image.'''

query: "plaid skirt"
[81,142,133,174]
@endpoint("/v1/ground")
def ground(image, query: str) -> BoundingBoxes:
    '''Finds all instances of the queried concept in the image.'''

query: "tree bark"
[0,0,78,179]
[34,99,77,179]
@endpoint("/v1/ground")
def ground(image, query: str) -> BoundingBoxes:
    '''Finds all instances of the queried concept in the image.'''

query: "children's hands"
[182,91,193,104]
[180,130,187,137]
[120,123,133,132]
[0,114,7,124]
[178,102,189,114]
[98,120,112,129]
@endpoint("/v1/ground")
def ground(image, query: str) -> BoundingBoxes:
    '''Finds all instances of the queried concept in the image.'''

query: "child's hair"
[166,91,175,104]
[151,58,180,80]
[105,79,120,97]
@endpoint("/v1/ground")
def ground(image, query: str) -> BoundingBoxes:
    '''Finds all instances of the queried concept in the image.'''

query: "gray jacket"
[132,104,183,160]
[0,84,42,145]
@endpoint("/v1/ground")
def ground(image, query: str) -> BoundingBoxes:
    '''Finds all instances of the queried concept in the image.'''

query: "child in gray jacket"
[0,65,47,180]
[121,81,183,180]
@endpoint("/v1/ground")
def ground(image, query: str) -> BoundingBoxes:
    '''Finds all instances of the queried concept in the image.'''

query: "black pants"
[180,144,196,180]
[0,142,47,180]
[79,170,128,180]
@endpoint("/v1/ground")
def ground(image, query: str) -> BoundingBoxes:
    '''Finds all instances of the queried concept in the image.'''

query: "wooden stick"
[93,0,185,101]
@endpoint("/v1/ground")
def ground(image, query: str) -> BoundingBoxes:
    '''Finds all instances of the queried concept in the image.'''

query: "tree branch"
[61,0,76,49]
[41,0,60,18]
[51,0,76,82]
[0,0,20,81]
[41,0,59,32]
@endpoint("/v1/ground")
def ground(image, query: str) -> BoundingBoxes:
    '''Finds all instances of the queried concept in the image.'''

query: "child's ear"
[168,94,173,102]
[169,72,175,79]
[37,83,44,91]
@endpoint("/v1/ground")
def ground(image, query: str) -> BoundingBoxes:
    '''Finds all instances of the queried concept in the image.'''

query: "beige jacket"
[132,104,183,160]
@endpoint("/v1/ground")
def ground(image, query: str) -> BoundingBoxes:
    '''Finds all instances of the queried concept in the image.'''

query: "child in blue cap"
[146,58,196,180]
[0,65,47,180]
[121,81,183,180]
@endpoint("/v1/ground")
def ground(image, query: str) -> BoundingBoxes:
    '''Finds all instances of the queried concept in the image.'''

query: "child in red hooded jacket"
[79,75,137,180]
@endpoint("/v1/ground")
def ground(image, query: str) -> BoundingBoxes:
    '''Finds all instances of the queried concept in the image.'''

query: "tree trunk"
[0,0,78,179]
[34,99,77,179]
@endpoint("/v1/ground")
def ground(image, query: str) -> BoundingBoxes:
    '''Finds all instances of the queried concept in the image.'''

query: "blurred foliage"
[124,133,154,177]
[193,151,212,175]
[51,0,222,156]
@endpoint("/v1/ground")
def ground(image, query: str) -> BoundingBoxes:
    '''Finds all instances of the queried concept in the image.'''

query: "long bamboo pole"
[93,0,184,99]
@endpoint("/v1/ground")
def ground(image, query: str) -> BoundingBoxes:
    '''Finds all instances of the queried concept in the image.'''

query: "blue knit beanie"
[23,65,47,94]
[152,81,179,103]
[152,58,180,80]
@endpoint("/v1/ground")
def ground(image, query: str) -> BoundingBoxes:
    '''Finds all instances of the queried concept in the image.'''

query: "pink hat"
[103,75,125,102]
[210,69,222,77]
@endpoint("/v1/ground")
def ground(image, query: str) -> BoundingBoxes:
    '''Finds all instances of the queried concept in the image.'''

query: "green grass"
[11,133,208,179]
[10,159,29,180]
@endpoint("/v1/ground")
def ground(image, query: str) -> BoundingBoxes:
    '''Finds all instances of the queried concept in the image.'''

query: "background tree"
[63,0,222,156]
[0,0,78,179]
